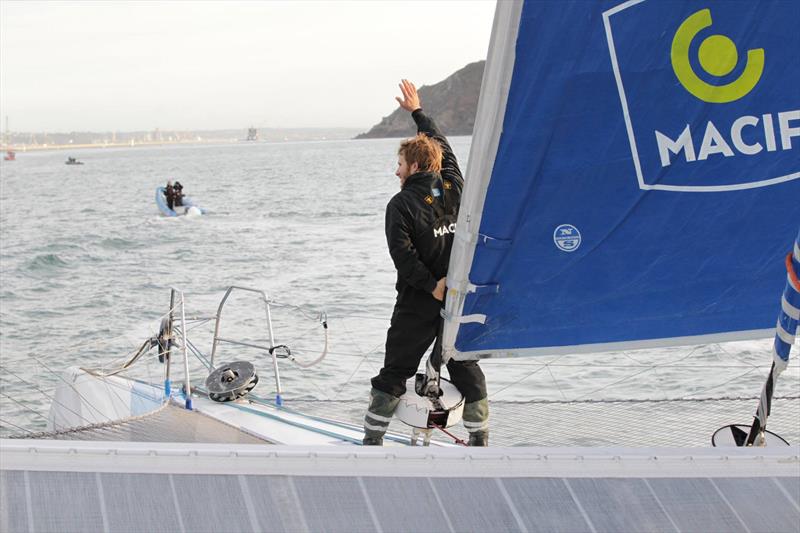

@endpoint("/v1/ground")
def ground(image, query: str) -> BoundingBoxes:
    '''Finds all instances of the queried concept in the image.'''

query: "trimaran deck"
[2,0,800,531]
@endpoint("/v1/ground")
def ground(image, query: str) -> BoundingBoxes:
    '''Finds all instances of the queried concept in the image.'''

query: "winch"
[205,361,259,402]
[394,375,464,430]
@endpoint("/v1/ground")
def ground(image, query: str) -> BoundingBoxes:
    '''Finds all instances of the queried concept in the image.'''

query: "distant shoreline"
[2,139,232,152]
[1,136,366,154]
[0,127,365,153]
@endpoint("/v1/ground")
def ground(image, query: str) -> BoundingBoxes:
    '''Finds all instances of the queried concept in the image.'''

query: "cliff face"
[356,60,485,139]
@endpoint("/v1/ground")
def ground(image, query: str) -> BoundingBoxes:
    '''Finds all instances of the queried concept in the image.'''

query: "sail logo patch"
[671,9,763,104]
[603,0,799,192]
[554,224,581,253]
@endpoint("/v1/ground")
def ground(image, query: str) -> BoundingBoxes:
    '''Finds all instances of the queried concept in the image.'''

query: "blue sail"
[444,0,800,359]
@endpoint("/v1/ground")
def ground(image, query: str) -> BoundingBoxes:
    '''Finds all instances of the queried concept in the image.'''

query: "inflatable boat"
[155,186,205,217]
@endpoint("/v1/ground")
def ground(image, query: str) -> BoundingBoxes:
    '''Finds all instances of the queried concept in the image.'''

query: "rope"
[431,422,467,446]
[11,401,170,440]
[279,394,800,405]
[0,416,36,436]
[0,392,51,423]
[0,364,98,428]
[27,355,116,423]
[81,337,155,378]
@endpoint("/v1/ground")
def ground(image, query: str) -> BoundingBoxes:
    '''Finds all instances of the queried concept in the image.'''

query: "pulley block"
[205,361,259,402]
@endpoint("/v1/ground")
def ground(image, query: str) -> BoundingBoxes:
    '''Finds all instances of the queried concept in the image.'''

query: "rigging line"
[476,361,800,369]
[325,314,389,322]
[613,345,704,368]
[489,351,573,400]
[266,302,326,323]
[68,376,167,406]
[572,365,661,401]
[615,350,671,400]
[0,365,94,428]
[290,366,334,401]
[334,341,386,395]
[620,349,649,366]
[83,334,155,375]
[60,298,190,352]
[534,394,800,404]
[144,344,156,399]
[265,324,326,355]
[185,337,212,369]
[0,416,37,436]
[682,367,763,398]
[0,391,50,423]
[26,355,116,423]
[335,316,372,356]
[713,342,762,369]
[18,401,171,441]
[487,364,552,400]
[545,363,568,401]
[93,372,138,422]
[264,345,384,359]
[662,344,704,365]
[50,329,149,355]
[277,394,800,404]
[82,338,154,378]
[178,318,213,334]
[171,325,204,366]
[649,366,670,401]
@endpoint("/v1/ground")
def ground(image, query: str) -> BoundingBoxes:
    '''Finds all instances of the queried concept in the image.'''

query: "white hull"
[2,439,798,533]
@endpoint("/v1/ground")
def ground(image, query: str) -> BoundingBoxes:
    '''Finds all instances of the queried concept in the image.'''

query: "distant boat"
[4,150,15,161]
[155,186,205,217]
[65,157,83,165]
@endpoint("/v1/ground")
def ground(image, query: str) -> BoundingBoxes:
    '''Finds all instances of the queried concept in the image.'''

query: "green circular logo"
[671,9,764,103]
[698,34,737,77]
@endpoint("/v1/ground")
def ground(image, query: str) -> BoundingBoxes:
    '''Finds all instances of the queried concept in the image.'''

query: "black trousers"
[371,298,487,403]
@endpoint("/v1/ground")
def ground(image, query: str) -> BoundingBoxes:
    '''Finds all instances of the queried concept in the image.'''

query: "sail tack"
[445,0,800,360]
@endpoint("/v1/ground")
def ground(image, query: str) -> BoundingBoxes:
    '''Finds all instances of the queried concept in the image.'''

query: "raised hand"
[395,79,422,112]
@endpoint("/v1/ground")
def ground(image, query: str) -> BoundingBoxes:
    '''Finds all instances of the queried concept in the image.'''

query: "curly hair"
[398,134,443,173]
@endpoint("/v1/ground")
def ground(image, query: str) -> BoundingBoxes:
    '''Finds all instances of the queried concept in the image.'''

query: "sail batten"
[444,0,800,360]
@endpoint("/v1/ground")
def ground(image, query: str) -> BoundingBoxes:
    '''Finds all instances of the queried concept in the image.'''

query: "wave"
[25,253,70,271]
[98,237,138,250]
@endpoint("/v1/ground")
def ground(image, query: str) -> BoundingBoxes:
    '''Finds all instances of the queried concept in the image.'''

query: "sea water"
[0,139,796,437]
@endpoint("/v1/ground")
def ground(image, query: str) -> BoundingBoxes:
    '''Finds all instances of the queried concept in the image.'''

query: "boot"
[463,398,489,447]
[468,430,489,447]
[363,388,400,445]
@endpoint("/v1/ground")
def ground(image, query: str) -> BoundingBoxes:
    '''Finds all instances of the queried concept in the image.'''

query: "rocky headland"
[356,60,484,139]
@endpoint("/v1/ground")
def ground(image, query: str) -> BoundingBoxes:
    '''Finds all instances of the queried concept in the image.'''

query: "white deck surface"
[2,441,799,533]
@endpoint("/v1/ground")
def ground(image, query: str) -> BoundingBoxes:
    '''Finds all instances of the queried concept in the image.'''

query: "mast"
[745,230,799,445]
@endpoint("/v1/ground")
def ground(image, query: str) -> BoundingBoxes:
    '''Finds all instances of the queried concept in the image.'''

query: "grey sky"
[0,0,496,132]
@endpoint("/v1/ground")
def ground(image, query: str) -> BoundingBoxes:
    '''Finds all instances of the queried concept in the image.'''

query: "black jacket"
[385,109,464,304]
